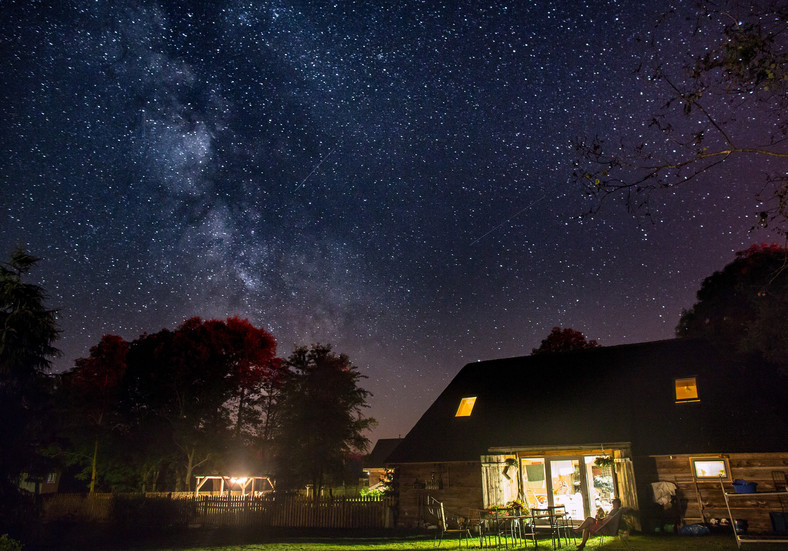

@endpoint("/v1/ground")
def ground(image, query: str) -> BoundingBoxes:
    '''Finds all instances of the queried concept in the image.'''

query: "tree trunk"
[234,387,247,438]
[184,448,195,491]
[89,438,98,493]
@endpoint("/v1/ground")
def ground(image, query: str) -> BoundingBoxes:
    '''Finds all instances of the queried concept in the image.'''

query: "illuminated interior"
[518,454,615,520]
[455,396,477,417]
[691,457,729,480]
[675,377,699,402]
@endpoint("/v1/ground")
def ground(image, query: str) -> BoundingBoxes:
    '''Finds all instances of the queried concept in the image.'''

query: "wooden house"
[363,438,403,491]
[386,338,788,533]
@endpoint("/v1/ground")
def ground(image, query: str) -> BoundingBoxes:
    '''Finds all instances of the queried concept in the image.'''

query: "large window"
[520,458,547,510]
[518,454,617,520]
[585,456,615,514]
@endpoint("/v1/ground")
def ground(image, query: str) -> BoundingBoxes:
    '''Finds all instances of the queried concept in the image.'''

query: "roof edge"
[487,442,632,454]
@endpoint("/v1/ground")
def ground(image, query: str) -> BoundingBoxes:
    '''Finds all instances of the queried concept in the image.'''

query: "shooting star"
[470,193,547,245]
[295,145,336,190]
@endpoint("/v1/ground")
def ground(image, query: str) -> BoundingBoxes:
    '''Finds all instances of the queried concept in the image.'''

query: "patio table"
[477,509,534,548]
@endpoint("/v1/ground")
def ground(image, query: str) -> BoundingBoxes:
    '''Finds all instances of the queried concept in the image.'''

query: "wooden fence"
[195,494,395,528]
[42,493,395,530]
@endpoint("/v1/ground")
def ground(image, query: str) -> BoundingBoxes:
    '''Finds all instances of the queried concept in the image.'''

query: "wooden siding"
[397,461,484,528]
[481,455,519,509]
[645,452,788,534]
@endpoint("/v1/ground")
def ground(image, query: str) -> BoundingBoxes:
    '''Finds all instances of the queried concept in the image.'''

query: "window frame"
[674,376,700,403]
[455,396,477,417]
[690,456,731,481]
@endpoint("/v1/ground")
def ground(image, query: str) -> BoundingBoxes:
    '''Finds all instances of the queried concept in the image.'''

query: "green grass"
[134,533,764,551]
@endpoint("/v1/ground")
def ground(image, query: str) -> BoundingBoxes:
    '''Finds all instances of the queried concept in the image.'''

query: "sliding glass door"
[550,458,585,520]
[520,454,617,521]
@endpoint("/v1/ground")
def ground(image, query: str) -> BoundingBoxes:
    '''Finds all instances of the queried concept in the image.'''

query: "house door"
[549,458,586,520]
[520,454,618,521]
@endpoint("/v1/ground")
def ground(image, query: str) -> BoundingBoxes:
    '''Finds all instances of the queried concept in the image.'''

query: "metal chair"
[552,505,576,547]
[477,509,504,548]
[532,506,575,549]
[532,508,560,549]
[426,496,473,547]
[512,512,538,548]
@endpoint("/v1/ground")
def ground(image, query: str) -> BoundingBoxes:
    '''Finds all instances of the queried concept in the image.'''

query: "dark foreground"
[20,525,788,551]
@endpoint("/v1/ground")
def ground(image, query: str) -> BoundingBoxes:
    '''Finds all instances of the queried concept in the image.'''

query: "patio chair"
[511,511,538,548]
[532,507,564,549]
[590,507,630,549]
[426,496,472,547]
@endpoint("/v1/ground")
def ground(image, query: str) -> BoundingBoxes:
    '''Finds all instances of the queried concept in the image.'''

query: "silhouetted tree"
[0,248,59,536]
[274,344,376,499]
[677,243,788,368]
[574,1,788,235]
[0,248,60,486]
[532,327,599,355]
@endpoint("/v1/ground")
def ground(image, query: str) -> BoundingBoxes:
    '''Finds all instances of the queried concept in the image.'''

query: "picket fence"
[43,493,395,530]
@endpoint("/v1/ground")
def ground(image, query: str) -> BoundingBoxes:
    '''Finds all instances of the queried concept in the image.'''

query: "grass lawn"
[132,533,784,551]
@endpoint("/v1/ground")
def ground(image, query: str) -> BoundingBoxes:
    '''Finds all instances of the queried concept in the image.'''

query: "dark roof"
[364,438,404,468]
[387,338,788,464]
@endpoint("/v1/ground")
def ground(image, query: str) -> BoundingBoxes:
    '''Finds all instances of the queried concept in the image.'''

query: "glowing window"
[675,377,699,403]
[455,397,477,417]
[690,457,730,480]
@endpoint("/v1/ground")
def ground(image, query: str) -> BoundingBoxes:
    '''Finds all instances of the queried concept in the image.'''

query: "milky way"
[0,1,774,441]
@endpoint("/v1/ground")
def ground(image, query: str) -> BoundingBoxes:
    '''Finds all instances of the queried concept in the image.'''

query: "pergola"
[193,475,275,497]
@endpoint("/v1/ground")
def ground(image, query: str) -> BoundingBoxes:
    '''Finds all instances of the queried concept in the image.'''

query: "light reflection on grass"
[141,534,753,551]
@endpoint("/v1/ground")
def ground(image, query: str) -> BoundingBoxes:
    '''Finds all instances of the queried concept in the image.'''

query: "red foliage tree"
[66,334,129,492]
[124,317,281,490]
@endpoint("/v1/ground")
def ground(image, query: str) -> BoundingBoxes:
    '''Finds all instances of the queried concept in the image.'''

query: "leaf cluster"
[677,243,788,368]
[532,327,600,355]
[0,247,60,387]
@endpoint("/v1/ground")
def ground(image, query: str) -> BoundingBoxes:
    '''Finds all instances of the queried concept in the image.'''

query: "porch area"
[482,444,638,528]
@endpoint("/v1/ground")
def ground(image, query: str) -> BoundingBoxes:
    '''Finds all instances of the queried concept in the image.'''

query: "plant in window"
[594,456,614,468]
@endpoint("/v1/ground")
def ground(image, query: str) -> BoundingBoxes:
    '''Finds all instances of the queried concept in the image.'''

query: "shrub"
[0,534,23,551]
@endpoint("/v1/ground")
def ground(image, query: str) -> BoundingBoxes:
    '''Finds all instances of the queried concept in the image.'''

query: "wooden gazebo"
[193,475,274,497]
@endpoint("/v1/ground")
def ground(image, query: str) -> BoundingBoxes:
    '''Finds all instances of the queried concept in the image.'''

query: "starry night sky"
[0,1,773,442]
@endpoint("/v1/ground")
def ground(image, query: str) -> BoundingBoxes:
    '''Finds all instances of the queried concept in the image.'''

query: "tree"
[574,1,788,235]
[221,317,282,444]
[273,344,376,499]
[532,327,600,355]
[0,248,60,485]
[677,243,788,367]
[0,248,60,390]
[122,317,279,491]
[61,334,128,493]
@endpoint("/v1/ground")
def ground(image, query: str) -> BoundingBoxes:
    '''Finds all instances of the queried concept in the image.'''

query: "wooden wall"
[642,453,788,534]
[396,461,484,528]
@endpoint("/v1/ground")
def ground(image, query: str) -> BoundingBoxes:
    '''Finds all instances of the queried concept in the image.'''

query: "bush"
[0,534,23,551]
